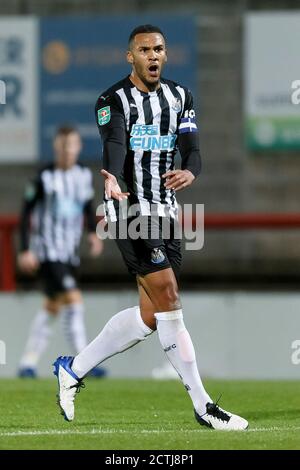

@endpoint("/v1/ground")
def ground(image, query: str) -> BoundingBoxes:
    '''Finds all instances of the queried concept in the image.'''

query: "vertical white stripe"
[176,86,186,118]
[149,93,162,204]
[139,199,151,216]
[31,205,45,261]
[42,171,56,261]
[106,200,117,222]
[116,88,130,131]
[161,83,178,135]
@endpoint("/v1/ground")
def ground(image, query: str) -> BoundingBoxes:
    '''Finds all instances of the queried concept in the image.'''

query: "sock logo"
[164,344,176,352]
[184,383,191,391]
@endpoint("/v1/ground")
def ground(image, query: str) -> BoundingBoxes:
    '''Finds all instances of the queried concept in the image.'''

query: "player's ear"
[77,136,82,153]
[127,50,133,64]
[53,135,59,153]
[164,48,168,63]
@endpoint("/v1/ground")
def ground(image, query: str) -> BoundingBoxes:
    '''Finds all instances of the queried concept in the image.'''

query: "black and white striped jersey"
[20,164,95,265]
[95,75,201,222]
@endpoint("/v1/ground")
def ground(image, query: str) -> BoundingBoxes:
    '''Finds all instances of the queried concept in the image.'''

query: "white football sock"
[61,302,87,354]
[155,310,212,415]
[72,306,153,378]
[19,309,55,369]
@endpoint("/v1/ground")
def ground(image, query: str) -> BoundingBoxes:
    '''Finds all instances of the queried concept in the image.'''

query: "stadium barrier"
[0,215,18,292]
[1,213,300,291]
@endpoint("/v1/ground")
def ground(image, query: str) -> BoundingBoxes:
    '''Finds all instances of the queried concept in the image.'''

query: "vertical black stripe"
[123,86,139,202]
[168,154,176,207]
[142,95,153,201]
[36,179,46,259]
[124,86,139,129]
[158,88,170,133]
[72,168,82,263]
[37,204,45,260]
[158,89,170,203]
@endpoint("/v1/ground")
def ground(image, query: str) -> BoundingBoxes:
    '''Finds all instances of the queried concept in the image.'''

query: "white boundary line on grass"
[1,426,300,437]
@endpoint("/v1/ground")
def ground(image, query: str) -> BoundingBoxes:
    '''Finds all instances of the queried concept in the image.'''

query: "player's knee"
[44,299,60,315]
[63,289,82,305]
[159,280,180,309]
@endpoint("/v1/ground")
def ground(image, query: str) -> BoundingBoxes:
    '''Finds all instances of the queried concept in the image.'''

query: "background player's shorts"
[39,262,78,299]
[112,216,182,280]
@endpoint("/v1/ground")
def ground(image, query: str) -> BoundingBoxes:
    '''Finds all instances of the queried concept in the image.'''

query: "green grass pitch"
[0,378,300,450]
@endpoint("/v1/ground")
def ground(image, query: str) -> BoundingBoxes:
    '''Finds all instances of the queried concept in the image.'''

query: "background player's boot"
[194,402,248,431]
[18,367,37,378]
[88,366,107,378]
[53,356,85,422]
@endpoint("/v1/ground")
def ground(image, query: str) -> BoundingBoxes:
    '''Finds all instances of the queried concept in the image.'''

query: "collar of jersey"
[127,75,162,97]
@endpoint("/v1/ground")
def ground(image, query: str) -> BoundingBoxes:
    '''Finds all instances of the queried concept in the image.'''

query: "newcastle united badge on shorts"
[151,248,165,264]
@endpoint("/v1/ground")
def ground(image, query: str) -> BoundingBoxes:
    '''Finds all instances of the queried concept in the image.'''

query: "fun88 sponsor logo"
[130,124,177,151]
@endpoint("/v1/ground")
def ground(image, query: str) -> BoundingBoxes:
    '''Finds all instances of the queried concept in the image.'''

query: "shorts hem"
[135,265,172,277]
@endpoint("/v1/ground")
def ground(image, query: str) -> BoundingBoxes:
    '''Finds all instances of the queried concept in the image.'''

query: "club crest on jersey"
[98,106,111,126]
[24,183,36,201]
[171,98,182,113]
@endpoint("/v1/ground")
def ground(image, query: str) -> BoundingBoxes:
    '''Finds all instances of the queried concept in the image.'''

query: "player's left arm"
[83,199,104,257]
[163,89,201,191]
[18,175,44,273]
[95,94,129,201]
[83,171,104,257]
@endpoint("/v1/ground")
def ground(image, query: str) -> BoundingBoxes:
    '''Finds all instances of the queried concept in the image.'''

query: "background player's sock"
[72,306,153,378]
[19,309,55,369]
[61,302,87,354]
[155,310,212,416]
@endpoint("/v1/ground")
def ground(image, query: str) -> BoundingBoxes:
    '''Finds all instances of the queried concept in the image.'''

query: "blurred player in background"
[54,25,248,430]
[18,125,106,378]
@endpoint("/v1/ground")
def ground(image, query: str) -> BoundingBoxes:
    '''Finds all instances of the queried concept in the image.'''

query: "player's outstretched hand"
[88,232,104,258]
[18,250,39,274]
[101,169,130,201]
[162,169,195,191]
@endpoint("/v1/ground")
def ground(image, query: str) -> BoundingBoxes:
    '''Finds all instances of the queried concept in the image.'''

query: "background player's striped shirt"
[95,76,200,221]
[20,164,95,265]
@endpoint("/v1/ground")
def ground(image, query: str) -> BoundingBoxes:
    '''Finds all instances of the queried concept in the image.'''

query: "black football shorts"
[39,261,79,299]
[111,215,182,280]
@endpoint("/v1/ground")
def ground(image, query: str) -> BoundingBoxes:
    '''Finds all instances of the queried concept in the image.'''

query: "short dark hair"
[55,125,79,138]
[128,24,166,47]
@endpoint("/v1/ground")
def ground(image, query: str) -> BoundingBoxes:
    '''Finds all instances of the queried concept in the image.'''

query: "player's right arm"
[18,176,43,274]
[95,94,129,201]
